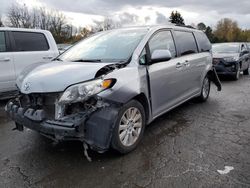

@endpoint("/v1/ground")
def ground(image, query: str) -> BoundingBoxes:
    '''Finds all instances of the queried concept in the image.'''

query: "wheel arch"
[132,93,151,124]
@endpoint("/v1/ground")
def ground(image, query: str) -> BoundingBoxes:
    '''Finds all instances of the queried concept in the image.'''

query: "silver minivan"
[6,25,221,154]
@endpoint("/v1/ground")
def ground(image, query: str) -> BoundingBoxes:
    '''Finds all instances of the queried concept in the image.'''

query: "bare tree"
[7,4,21,27]
[38,8,52,30]
[103,17,115,31]
[6,3,96,43]
[79,27,91,38]
[19,4,31,28]
[7,3,32,28]
[49,11,67,42]
[93,17,120,32]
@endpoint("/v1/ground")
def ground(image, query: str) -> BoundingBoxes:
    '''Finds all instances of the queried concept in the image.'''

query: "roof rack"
[175,24,195,29]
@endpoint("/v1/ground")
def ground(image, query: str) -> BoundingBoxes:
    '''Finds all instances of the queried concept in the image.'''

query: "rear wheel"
[197,76,210,102]
[111,100,146,154]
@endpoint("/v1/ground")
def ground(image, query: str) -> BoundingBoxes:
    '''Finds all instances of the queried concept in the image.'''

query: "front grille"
[19,93,60,119]
[213,58,221,65]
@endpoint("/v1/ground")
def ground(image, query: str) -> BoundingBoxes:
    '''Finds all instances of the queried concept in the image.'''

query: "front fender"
[98,66,149,104]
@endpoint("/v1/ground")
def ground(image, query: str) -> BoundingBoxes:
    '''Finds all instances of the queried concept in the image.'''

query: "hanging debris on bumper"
[208,67,222,91]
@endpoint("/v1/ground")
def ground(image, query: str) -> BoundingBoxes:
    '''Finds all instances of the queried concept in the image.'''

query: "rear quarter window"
[194,32,211,52]
[174,31,198,56]
[12,31,49,52]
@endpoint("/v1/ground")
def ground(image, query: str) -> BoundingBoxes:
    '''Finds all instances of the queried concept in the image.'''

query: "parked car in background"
[6,25,221,154]
[212,43,250,80]
[57,43,72,54]
[0,28,59,98]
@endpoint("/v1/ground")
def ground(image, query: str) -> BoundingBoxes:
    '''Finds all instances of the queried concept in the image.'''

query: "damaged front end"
[5,92,120,153]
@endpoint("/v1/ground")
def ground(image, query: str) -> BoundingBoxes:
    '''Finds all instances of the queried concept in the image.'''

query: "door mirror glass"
[151,49,172,63]
[241,50,249,56]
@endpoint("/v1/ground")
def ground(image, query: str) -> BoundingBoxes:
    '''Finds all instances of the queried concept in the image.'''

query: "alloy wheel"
[202,77,210,98]
[119,107,142,147]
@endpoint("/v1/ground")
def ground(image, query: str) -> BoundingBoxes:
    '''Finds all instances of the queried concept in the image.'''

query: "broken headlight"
[59,78,115,104]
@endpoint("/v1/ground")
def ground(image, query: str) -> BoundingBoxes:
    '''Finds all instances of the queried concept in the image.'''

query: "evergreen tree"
[169,11,185,25]
[197,22,206,31]
[205,26,215,42]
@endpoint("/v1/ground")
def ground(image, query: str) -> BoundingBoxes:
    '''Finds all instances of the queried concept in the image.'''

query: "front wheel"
[197,76,210,102]
[233,65,240,80]
[111,100,145,154]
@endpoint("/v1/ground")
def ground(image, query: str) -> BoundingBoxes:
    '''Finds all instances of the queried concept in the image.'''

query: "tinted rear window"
[0,32,6,52]
[174,31,198,56]
[194,32,211,52]
[12,31,49,52]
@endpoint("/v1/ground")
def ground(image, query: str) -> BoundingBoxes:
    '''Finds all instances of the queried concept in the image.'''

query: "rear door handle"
[0,58,10,62]
[176,62,183,69]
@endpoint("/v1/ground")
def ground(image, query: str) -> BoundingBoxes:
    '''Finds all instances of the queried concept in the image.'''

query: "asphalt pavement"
[0,75,250,188]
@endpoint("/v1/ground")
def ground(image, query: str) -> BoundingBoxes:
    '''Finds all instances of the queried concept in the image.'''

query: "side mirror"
[151,49,172,63]
[241,50,249,56]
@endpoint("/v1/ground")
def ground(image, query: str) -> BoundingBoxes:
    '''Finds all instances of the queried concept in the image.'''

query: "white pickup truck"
[0,28,59,98]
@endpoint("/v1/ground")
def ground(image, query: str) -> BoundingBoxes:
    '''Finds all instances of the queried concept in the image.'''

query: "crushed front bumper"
[5,100,120,152]
[5,101,87,140]
[214,65,237,76]
[213,59,238,76]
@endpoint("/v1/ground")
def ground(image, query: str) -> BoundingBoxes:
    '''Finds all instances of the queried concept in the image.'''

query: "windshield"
[212,43,240,53]
[59,28,148,62]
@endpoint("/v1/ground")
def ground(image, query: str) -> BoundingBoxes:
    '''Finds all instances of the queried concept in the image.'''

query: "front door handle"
[0,58,10,62]
[43,56,53,60]
[176,62,183,69]
[183,60,190,67]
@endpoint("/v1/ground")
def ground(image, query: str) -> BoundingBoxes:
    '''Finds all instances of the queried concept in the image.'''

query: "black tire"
[197,75,210,102]
[243,66,249,75]
[111,100,146,154]
[233,65,240,80]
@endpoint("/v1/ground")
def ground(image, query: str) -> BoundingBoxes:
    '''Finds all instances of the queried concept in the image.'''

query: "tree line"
[0,3,116,43]
[169,11,250,43]
[1,4,250,44]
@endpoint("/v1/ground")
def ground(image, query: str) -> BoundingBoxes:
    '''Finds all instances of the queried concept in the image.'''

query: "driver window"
[148,31,176,58]
[139,48,147,65]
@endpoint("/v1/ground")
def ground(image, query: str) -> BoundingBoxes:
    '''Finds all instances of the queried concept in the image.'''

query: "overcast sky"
[1,0,250,29]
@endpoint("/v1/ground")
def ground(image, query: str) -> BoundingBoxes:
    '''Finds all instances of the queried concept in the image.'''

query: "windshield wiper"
[53,57,63,61]
[72,59,102,62]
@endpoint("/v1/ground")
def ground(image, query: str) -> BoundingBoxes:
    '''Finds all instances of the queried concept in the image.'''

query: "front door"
[146,30,189,117]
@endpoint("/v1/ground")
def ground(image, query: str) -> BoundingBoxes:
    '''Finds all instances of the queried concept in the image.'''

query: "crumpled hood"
[17,61,112,94]
[213,53,240,59]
